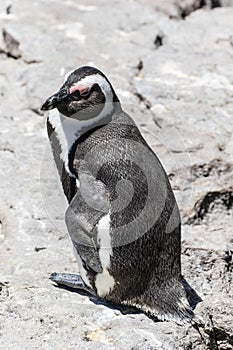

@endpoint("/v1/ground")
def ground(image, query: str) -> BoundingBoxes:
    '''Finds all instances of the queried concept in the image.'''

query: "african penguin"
[41,66,199,324]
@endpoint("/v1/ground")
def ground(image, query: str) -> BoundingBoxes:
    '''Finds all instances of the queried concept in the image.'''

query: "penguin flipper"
[65,171,110,275]
[50,272,96,295]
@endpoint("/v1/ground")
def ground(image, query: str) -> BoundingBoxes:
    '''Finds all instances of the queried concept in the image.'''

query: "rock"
[0,28,22,59]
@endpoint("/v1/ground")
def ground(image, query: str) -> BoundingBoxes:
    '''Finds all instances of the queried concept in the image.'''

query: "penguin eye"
[80,89,91,99]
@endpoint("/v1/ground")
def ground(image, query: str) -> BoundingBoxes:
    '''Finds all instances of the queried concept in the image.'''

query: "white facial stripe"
[63,69,75,84]
[95,214,115,297]
[48,109,79,177]
[72,73,113,102]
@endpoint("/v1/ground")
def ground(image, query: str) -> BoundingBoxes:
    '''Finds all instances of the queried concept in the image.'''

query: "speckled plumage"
[41,66,198,324]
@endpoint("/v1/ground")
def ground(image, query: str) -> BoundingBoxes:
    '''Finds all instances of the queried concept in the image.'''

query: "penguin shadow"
[181,277,202,310]
[52,282,143,317]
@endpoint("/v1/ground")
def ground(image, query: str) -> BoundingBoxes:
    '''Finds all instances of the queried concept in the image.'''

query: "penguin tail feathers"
[126,279,197,325]
[145,288,195,325]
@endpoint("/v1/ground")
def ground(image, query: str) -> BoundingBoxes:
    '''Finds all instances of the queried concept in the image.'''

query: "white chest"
[48,109,81,177]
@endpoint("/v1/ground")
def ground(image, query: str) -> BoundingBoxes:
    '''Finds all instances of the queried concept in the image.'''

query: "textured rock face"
[0,1,232,349]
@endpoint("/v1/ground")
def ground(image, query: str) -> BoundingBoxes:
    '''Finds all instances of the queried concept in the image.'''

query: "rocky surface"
[0,0,232,349]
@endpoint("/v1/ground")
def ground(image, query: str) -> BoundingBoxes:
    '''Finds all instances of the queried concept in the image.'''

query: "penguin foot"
[50,273,95,295]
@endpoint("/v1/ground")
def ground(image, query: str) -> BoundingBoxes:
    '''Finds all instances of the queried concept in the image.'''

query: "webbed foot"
[50,273,96,295]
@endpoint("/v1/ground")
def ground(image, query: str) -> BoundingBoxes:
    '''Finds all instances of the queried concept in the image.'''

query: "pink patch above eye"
[70,85,89,95]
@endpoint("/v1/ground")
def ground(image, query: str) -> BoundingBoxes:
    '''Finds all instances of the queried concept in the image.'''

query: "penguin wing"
[65,169,109,274]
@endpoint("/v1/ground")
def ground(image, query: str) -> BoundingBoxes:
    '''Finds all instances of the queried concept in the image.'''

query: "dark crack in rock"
[154,32,165,49]
[6,5,12,15]
[191,159,233,180]
[189,189,233,223]
[174,0,222,19]
[0,220,3,244]
[0,282,9,302]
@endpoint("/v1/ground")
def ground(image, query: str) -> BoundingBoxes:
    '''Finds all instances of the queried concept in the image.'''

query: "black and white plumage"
[41,66,199,324]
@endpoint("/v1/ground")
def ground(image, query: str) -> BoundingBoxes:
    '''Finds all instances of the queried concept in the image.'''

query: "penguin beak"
[41,86,70,111]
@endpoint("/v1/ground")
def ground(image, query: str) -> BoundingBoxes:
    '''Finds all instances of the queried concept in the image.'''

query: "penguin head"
[41,66,120,120]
